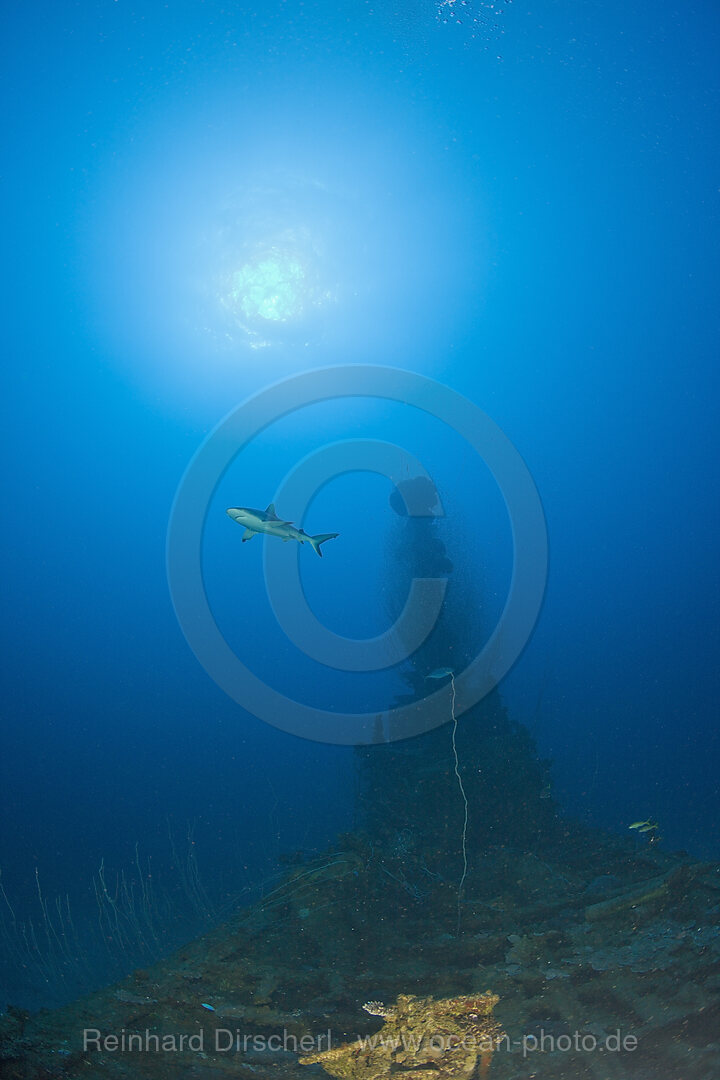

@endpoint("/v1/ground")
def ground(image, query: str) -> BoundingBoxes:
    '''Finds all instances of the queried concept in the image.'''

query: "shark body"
[226,503,339,558]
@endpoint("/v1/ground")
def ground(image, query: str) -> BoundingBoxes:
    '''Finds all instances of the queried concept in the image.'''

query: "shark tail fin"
[308,532,339,558]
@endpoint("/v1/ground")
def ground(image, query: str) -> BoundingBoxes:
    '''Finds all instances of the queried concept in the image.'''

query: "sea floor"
[1,827,719,1079]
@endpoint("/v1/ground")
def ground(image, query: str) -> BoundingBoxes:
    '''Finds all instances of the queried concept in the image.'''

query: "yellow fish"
[629,820,659,834]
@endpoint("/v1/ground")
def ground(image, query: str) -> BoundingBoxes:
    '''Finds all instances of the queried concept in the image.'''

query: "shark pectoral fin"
[241,528,256,542]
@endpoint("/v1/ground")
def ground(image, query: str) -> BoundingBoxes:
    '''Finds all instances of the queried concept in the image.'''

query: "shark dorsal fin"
[266,502,278,518]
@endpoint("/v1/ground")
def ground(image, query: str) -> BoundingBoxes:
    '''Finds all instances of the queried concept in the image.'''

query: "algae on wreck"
[299,991,505,1080]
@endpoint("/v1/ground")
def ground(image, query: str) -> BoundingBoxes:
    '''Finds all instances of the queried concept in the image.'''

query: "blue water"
[1,0,718,1009]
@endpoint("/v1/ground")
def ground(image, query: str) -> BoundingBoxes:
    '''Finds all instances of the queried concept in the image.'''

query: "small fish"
[426,666,455,679]
[629,820,659,834]
[201,1003,215,1011]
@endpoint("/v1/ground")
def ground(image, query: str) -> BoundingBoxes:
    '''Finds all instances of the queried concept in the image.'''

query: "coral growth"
[299,991,504,1080]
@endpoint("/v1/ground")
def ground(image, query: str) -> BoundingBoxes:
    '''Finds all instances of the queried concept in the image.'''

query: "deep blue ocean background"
[1,0,718,1009]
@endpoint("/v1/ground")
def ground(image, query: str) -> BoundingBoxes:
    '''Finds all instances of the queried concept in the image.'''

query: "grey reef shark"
[226,503,339,558]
